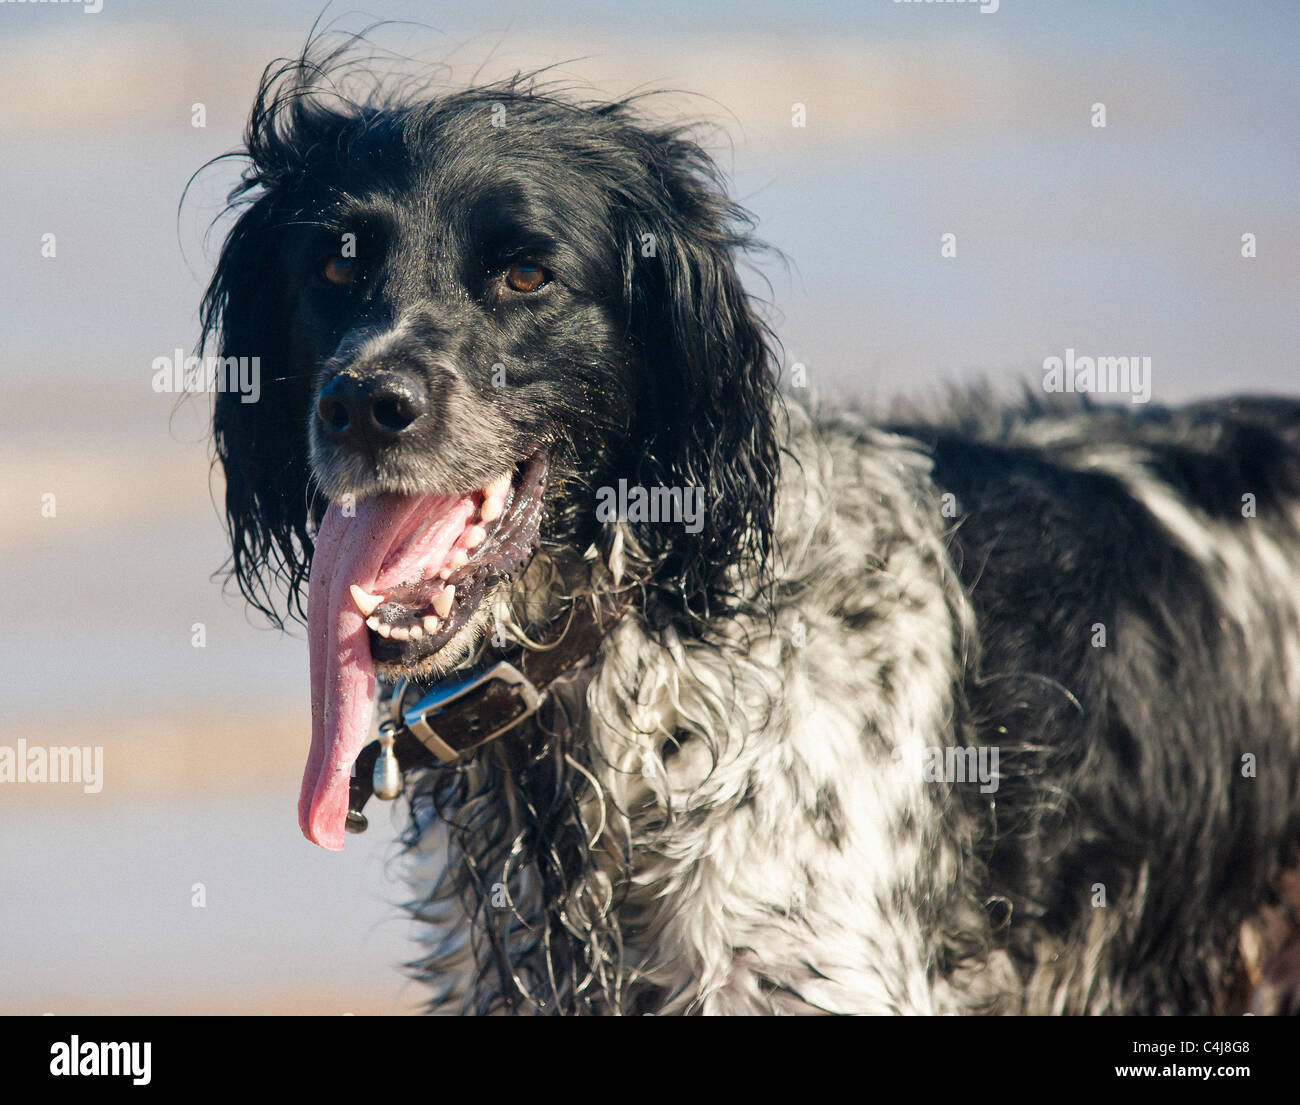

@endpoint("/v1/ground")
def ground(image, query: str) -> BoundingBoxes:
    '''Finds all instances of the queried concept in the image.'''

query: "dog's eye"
[505,262,549,293]
[322,256,357,286]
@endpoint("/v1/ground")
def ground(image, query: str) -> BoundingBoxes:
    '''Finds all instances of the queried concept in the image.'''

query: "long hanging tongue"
[301,491,476,849]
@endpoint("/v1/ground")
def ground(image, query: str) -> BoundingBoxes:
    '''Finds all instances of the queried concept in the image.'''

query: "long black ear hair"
[610,111,783,625]
[197,49,371,628]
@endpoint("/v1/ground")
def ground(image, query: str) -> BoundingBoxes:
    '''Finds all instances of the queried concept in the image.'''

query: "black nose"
[315,370,429,449]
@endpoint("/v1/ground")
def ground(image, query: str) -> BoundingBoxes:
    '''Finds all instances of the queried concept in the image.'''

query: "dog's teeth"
[366,617,380,631]
[451,549,469,569]
[375,622,392,638]
[433,586,455,618]
[389,626,410,641]
[438,568,452,580]
[349,585,384,617]
[409,625,423,639]
[422,615,440,633]
[484,473,511,500]
[480,495,504,523]
[466,525,486,549]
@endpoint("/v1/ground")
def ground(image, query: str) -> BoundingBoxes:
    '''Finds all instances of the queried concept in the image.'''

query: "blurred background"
[0,0,1296,1013]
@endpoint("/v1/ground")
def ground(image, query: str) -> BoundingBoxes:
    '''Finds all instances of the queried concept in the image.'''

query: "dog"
[200,43,1300,1015]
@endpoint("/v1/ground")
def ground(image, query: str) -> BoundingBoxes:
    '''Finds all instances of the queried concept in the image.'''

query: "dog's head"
[200,50,780,846]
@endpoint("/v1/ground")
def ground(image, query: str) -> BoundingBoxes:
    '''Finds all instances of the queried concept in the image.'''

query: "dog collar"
[345,587,636,833]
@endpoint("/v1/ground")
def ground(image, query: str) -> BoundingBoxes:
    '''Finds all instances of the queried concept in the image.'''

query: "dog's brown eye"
[322,256,356,286]
[505,262,548,293]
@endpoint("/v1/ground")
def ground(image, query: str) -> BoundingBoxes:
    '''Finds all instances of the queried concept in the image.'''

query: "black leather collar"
[346,587,636,833]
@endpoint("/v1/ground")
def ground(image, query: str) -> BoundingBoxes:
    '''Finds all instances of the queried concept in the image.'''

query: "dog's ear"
[202,191,315,628]
[198,52,375,626]
[615,125,782,620]
[200,65,358,626]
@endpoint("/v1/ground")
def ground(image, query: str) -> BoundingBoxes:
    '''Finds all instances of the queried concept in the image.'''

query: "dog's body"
[403,398,1300,1015]
[201,44,1300,1014]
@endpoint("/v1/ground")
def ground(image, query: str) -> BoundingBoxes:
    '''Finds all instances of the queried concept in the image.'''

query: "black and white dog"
[201,44,1300,1014]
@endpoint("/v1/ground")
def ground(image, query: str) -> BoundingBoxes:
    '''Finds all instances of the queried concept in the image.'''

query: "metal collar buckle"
[392,660,542,764]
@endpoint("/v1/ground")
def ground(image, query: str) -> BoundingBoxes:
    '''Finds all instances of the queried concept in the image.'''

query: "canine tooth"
[466,525,487,549]
[389,626,410,641]
[422,615,440,633]
[375,622,392,638]
[349,585,384,617]
[433,586,455,618]
[366,617,380,631]
[451,550,469,569]
[480,495,504,523]
[484,473,511,500]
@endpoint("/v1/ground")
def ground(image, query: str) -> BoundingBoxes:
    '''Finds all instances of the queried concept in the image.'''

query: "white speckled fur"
[406,404,1011,1013]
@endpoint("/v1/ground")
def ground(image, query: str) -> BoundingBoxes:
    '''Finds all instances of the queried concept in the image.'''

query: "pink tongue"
[301,491,476,849]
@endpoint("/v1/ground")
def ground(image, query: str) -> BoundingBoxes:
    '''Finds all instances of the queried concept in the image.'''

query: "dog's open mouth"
[360,454,549,665]
[300,451,549,850]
